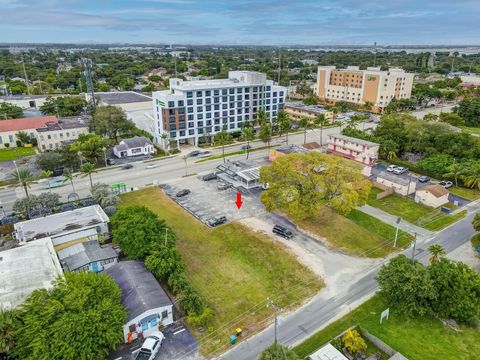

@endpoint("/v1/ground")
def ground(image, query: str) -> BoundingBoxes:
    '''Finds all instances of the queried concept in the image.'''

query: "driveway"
[107,324,201,360]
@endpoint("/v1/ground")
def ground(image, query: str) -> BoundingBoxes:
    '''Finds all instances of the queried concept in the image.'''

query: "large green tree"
[455,98,480,127]
[71,133,108,164]
[258,343,299,360]
[40,96,87,117]
[91,105,135,143]
[111,205,171,259]
[0,102,23,119]
[376,255,436,318]
[12,272,126,360]
[260,152,371,220]
[10,167,34,198]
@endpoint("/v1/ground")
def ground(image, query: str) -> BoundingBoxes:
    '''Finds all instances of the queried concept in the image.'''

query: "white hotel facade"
[152,71,286,147]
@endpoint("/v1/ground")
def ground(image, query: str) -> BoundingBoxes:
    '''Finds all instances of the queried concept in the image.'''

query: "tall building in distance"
[152,71,286,147]
[315,66,414,112]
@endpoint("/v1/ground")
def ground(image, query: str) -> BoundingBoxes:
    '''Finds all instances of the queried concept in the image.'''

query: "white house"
[327,134,379,166]
[308,343,348,360]
[14,205,110,250]
[113,136,155,158]
[106,261,174,343]
[415,184,449,208]
[375,172,416,196]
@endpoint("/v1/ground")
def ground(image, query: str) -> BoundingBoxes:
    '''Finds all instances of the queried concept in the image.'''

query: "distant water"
[23,110,43,117]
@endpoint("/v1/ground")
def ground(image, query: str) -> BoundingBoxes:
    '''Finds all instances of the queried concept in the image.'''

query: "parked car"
[418,176,430,183]
[121,164,133,170]
[207,215,227,227]
[52,167,64,177]
[217,182,232,191]
[202,173,218,181]
[272,224,294,239]
[393,166,408,175]
[107,158,116,165]
[188,150,201,157]
[440,180,453,189]
[241,144,251,150]
[198,151,211,158]
[386,165,397,172]
[176,189,191,197]
[145,164,158,169]
[134,331,165,360]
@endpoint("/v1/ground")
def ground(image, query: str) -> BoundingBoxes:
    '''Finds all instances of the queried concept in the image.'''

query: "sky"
[0,0,479,45]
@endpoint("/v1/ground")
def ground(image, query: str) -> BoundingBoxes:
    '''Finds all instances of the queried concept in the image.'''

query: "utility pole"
[21,53,31,95]
[81,58,96,108]
[373,41,377,67]
[410,233,417,263]
[267,299,280,346]
[394,217,401,247]
[277,51,281,85]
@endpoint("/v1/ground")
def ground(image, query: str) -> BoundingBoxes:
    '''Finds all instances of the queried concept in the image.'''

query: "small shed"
[415,184,449,208]
[106,261,174,343]
[308,343,348,360]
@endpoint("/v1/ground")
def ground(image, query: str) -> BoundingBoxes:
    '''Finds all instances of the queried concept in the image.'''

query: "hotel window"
[222,104,227,109]
[178,107,185,114]
[188,114,194,121]
[222,89,227,95]
[206,105,211,111]
[214,97,220,104]
[222,96,227,102]
[168,101,175,107]
[169,117,175,123]
[187,99,193,105]
[214,89,219,96]
[189,129,194,135]
[178,100,184,107]
[180,130,185,136]
[197,121,203,127]
[187,92,193,98]
[206,98,211,104]
[237,88,242,93]
[229,88,234,94]
[196,91,202,97]
[197,98,203,105]
[197,106,202,112]
[169,109,176,115]
[188,107,194,113]
[206,112,212,119]
[206,90,211,96]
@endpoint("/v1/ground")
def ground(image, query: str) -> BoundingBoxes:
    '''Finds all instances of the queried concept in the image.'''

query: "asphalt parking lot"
[161,174,266,227]
[107,324,200,360]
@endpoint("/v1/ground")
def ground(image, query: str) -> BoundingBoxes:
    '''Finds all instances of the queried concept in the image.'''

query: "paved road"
[411,103,455,119]
[216,207,478,360]
[0,124,374,212]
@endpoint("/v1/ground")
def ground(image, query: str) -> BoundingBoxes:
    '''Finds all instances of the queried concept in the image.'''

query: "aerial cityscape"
[1,1,480,360]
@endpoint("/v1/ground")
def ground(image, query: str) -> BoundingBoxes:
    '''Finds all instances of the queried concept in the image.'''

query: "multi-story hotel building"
[315,66,414,112]
[152,71,286,147]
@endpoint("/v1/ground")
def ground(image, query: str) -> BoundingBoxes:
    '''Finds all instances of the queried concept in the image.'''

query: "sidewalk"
[358,204,434,239]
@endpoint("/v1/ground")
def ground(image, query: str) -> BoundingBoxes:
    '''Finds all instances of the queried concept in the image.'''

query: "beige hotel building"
[315,66,414,112]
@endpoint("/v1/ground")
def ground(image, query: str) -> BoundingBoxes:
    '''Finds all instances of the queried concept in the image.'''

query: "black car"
[418,176,430,183]
[272,224,294,239]
[241,144,251,150]
[202,173,218,181]
[52,167,64,176]
[188,150,201,157]
[121,164,133,170]
[207,215,227,227]
[176,189,191,197]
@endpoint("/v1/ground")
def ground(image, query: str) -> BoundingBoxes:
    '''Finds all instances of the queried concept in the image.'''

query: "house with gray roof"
[57,240,118,273]
[113,136,154,158]
[106,261,174,343]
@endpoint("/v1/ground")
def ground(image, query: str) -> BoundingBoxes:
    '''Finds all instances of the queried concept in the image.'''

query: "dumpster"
[229,335,236,345]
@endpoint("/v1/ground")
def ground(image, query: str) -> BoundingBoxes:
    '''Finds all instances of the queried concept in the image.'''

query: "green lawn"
[296,207,413,258]
[367,188,466,231]
[449,186,480,201]
[461,126,480,136]
[0,146,36,161]
[120,187,324,356]
[195,145,273,163]
[293,295,480,360]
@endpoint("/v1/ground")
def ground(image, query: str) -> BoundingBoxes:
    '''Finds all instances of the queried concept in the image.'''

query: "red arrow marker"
[235,192,243,209]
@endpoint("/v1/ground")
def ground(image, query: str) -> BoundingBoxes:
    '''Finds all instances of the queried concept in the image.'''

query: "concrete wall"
[415,191,449,208]
[360,328,408,360]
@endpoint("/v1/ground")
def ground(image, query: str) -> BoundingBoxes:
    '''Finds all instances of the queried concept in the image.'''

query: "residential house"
[327,134,379,166]
[0,115,57,148]
[415,184,449,208]
[375,172,416,196]
[113,136,155,158]
[106,261,174,343]
[14,205,110,250]
[36,115,90,151]
[57,240,118,273]
[0,237,64,310]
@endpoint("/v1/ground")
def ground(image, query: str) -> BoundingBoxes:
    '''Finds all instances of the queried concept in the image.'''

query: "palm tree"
[428,244,446,264]
[472,213,480,232]
[80,162,97,189]
[298,117,310,144]
[255,109,269,127]
[160,133,170,155]
[213,131,231,163]
[277,111,292,145]
[259,123,272,151]
[463,163,480,192]
[314,114,328,147]
[39,170,53,193]
[11,167,34,198]
[63,169,76,193]
[241,127,255,159]
[443,162,464,187]
[0,310,17,356]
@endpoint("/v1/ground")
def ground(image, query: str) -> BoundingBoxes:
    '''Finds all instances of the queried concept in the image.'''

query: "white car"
[145,164,158,169]
[386,165,397,172]
[134,331,165,360]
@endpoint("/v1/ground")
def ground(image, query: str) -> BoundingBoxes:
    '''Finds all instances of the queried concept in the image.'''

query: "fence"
[360,328,408,360]
[372,181,394,199]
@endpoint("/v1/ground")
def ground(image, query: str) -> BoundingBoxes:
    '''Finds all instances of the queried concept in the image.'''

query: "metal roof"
[308,343,348,360]
[96,91,152,105]
[118,136,153,149]
[106,261,172,322]
[328,134,379,148]
[237,167,261,182]
[377,171,411,186]
[57,240,117,271]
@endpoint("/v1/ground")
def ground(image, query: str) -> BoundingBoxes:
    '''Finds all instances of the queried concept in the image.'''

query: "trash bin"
[229,335,236,345]
[235,328,243,337]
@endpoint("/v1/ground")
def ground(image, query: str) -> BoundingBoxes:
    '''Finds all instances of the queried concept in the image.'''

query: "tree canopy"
[91,105,135,143]
[40,96,87,117]
[11,272,126,360]
[258,343,300,360]
[0,102,23,119]
[260,152,371,220]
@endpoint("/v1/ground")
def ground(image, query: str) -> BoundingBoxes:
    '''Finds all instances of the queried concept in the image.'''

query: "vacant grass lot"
[297,207,413,258]
[367,188,466,231]
[0,146,36,161]
[120,187,324,356]
[293,295,480,360]
[449,186,480,201]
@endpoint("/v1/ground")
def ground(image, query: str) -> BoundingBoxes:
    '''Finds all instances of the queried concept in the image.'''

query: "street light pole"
[411,233,417,263]
[394,217,401,247]
[267,299,280,346]
[77,151,83,166]
[13,160,21,186]
[102,147,107,167]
